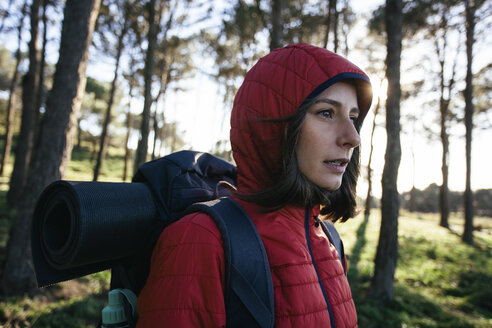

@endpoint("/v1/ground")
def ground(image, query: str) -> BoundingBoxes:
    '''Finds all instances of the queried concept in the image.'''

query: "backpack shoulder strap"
[186,198,274,328]
[320,220,346,272]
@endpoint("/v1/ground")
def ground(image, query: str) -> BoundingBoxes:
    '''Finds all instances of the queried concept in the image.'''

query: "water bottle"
[101,289,137,328]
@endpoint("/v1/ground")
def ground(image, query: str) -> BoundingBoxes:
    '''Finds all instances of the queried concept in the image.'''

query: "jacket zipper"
[304,208,336,328]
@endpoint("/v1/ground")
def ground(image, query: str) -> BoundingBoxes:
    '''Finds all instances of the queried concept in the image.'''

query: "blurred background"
[0,0,490,327]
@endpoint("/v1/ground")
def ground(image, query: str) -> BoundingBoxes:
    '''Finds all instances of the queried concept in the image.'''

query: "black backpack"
[31,150,345,328]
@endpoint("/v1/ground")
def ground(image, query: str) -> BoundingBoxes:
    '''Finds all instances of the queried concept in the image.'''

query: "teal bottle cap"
[102,289,128,327]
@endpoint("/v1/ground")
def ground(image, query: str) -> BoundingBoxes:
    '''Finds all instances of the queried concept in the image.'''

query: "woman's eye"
[350,116,359,124]
[318,109,334,119]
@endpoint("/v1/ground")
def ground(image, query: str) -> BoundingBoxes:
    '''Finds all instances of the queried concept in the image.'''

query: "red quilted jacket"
[137,44,372,327]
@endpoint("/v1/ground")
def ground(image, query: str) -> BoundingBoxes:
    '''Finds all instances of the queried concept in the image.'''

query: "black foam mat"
[31,180,158,287]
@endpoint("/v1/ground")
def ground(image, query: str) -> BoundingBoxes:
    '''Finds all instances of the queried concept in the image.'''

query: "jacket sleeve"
[136,212,226,328]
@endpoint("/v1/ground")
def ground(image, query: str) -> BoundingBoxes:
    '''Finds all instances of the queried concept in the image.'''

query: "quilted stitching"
[138,44,368,328]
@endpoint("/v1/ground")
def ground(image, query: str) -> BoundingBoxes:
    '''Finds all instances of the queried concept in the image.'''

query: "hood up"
[230,43,372,195]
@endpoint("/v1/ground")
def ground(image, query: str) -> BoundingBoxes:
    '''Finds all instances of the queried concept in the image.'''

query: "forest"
[0,0,491,327]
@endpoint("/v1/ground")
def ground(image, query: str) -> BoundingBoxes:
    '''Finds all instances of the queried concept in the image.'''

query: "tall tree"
[433,7,460,228]
[357,35,386,217]
[462,0,479,244]
[77,77,109,150]
[123,79,135,181]
[32,0,50,140]
[369,0,402,303]
[376,0,461,227]
[206,0,339,105]
[410,0,462,228]
[1,0,101,296]
[150,8,176,160]
[270,0,284,50]
[364,90,380,217]
[93,0,132,181]
[322,0,344,52]
[408,126,417,212]
[134,0,158,172]
[122,56,140,181]
[322,0,335,49]
[7,0,41,208]
[339,0,354,56]
[473,63,492,126]
[151,102,163,160]
[0,3,26,176]
[202,0,266,105]
[151,34,194,159]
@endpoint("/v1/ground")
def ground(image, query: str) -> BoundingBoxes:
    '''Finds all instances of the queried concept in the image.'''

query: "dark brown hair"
[236,95,361,222]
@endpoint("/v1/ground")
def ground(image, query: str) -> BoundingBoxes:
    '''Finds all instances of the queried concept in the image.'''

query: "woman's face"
[295,82,360,191]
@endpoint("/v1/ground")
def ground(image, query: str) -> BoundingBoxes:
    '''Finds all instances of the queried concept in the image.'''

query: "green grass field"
[338,210,492,327]
[0,146,491,327]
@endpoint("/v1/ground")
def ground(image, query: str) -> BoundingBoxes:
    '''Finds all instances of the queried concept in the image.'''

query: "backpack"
[31,150,345,328]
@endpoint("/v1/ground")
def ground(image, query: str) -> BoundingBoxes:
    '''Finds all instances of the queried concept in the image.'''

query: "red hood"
[230,43,372,194]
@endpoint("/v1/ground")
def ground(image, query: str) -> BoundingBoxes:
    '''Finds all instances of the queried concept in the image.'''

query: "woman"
[137,43,372,327]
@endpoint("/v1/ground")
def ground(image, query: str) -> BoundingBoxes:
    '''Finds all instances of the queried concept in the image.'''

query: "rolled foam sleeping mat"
[31,180,158,287]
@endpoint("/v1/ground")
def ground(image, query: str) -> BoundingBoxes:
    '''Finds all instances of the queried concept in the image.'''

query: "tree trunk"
[151,108,158,160]
[123,68,135,181]
[123,102,133,181]
[435,14,459,228]
[369,0,402,304]
[333,0,339,53]
[341,0,350,57]
[409,115,417,212]
[7,0,40,208]
[93,14,129,181]
[0,6,25,176]
[134,0,157,172]
[409,187,416,212]
[76,116,82,149]
[364,95,380,216]
[439,67,450,228]
[1,0,101,296]
[270,0,283,50]
[323,0,336,49]
[151,53,171,160]
[33,0,48,140]
[463,0,475,244]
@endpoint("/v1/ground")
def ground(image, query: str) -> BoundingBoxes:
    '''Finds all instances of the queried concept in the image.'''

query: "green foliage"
[0,279,109,328]
[0,47,17,91]
[474,63,492,123]
[1,150,491,326]
[368,0,463,37]
[401,183,492,217]
[337,209,492,327]
[85,77,110,101]
[66,144,126,182]
[31,296,104,328]
[201,0,266,104]
[205,0,356,105]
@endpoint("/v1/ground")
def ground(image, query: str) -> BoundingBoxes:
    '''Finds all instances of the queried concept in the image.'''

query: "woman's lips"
[323,159,349,173]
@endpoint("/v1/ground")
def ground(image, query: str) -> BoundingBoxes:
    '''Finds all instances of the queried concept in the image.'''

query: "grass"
[0,146,122,328]
[336,210,492,328]
[0,272,110,328]
[66,145,131,182]
[0,146,491,327]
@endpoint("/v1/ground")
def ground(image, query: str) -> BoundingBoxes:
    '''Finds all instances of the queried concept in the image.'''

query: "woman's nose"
[337,119,361,149]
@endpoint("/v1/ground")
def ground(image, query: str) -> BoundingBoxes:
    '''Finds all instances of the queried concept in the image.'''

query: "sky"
[161,61,492,198]
[2,0,491,198]
[138,0,492,198]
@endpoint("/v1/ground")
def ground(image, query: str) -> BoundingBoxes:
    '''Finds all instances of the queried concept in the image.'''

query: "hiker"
[136,43,373,327]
